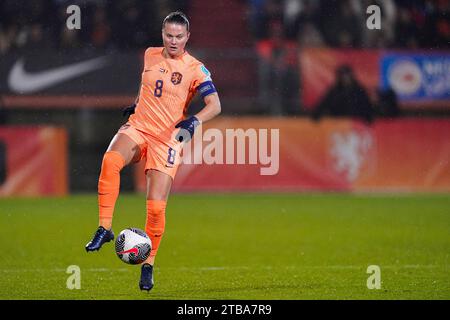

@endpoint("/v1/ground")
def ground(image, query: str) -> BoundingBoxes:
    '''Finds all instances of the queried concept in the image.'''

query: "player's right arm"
[123,76,142,118]
[122,93,139,118]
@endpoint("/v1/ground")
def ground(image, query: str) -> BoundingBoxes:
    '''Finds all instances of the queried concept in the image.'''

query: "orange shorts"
[117,123,182,180]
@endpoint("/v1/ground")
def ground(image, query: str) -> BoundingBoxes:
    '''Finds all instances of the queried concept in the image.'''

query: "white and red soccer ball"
[115,228,152,265]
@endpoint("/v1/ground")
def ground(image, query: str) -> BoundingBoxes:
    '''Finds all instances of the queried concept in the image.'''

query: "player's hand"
[122,103,136,118]
[175,116,200,142]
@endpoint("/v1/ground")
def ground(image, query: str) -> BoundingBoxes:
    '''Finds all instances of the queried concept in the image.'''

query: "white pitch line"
[0,268,130,273]
[0,264,447,273]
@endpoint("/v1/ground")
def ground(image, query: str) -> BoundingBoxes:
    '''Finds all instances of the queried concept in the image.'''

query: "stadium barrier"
[0,126,68,197]
[133,117,450,193]
[300,48,450,111]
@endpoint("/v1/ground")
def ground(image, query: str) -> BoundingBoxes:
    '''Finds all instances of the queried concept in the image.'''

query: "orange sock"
[145,200,167,258]
[98,151,125,229]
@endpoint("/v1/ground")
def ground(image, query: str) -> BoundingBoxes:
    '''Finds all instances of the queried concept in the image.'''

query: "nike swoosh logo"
[8,57,109,94]
[117,247,139,256]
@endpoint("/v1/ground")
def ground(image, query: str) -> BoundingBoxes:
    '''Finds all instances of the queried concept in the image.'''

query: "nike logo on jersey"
[8,56,109,94]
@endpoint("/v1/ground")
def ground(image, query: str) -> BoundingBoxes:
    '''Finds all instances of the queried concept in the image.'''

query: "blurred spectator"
[0,0,183,54]
[60,27,83,49]
[1,0,449,54]
[247,0,269,40]
[375,87,400,118]
[111,0,148,49]
[318,0,363,48]
[395,5,421,48]
[89,5,111,49]
[0,95,6,124]
[297,21,324,47]
[422,0,450,48]
[248,0,283,41]
[21,23,54,51]
[0,23,18,54]
[255,20,285,115]
[247,0,447,50]
[283,0,320,40]
[283,0,302,39]
[312,65,374,123]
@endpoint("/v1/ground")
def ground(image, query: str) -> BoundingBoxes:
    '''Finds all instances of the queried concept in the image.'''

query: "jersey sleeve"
[143,47,155,69]
[191,64,217,98]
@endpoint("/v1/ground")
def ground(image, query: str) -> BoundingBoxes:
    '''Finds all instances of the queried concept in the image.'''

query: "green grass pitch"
[0,193,448,300]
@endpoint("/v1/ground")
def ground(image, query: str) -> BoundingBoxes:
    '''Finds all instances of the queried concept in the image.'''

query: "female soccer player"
[85,11,221,291]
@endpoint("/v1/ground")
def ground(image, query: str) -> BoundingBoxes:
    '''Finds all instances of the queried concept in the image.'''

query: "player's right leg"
[86,129,143,252]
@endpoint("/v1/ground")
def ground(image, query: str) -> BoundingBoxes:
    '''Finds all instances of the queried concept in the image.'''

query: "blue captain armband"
[198,81,217,98]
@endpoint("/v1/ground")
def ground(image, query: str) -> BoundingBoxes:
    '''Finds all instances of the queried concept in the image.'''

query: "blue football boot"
[85,226,114,252]
[139,263,154,291]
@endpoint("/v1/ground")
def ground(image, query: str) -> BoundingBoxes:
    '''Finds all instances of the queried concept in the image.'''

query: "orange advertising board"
[300,48,381,110]
[134,117,450,193]
[0,126,68,197]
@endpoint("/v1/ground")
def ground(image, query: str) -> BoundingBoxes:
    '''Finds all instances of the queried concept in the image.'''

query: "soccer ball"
[115,228,152,264]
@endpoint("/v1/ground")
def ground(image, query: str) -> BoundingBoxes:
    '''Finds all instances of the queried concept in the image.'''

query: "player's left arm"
[175,92,221,142]
[190,64,221,123]
[195,92,221,123]
[175,65,221,142]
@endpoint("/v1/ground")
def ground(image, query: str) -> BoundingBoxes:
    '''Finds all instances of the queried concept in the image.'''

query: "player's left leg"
[86,130,143,252]
[139,169,173,291]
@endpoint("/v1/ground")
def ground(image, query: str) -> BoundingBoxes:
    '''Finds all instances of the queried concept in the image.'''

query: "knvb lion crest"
[330,130,374,182]
[171,72,183,85]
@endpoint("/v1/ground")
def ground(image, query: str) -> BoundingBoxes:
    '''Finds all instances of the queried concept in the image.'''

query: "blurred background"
[0,0,449,195]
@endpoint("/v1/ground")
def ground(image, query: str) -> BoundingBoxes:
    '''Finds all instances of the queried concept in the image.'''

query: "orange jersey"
[128,47,215,142]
